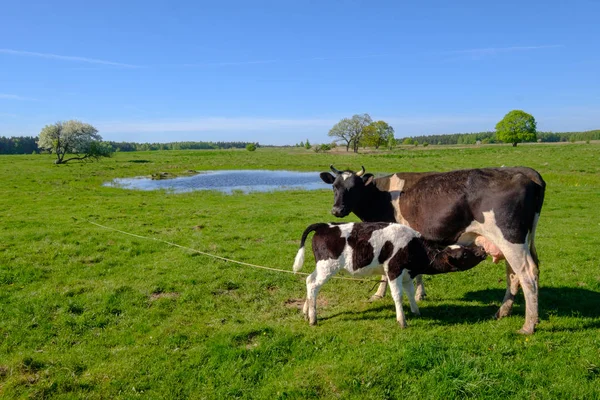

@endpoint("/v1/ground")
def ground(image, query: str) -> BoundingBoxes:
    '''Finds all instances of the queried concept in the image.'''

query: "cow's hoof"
[309,320,317,326]
[517,327,534,335]
[398,321,407,329]
[495,308,512,320]
[412,310,421,316]
[369,294,384,302]
[415,293,427,301]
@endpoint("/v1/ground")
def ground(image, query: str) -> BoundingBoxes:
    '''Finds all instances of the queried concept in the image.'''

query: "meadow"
[1,144,599,399]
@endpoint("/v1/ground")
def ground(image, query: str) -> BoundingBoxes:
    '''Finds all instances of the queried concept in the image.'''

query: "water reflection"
[104,170,330,194]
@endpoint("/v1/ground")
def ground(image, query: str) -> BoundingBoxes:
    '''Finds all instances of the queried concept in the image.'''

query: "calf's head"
[320,165,374,217]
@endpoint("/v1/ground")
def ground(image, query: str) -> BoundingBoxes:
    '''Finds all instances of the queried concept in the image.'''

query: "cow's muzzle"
[331,207,349,218]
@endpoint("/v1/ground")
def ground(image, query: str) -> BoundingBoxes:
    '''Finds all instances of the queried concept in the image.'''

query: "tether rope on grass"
[85,219,376,283]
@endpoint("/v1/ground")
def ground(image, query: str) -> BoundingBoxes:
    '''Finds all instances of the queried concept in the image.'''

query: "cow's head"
[320,165,374,217]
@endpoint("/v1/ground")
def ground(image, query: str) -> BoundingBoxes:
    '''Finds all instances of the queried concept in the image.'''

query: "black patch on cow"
[398,167,545,245]
[347,222,391,270]
[312,225,346,262]
[378,241,394,264]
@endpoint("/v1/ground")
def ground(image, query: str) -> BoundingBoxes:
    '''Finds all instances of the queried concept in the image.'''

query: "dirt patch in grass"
[284,298,328,309]
[149,292,180,301]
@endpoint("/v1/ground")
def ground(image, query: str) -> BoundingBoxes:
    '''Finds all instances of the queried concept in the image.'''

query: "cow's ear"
[362,173,375,186]
[320,172,336,184]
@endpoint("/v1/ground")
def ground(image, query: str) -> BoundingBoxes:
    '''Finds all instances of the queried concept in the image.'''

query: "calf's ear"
[362,173,375,186]
[320,172,336,184]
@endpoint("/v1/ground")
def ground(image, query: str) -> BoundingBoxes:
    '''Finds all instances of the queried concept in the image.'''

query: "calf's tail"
[293,223,327,273]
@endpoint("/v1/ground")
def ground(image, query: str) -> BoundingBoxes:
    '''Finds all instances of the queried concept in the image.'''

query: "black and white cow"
[320,165,545,334]
[293,222,488,327]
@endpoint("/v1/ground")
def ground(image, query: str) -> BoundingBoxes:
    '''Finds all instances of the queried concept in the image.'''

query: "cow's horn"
[356,166,366,177]
[330,164,341,175]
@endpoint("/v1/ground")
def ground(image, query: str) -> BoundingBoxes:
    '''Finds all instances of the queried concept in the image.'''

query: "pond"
[104,170,330,194]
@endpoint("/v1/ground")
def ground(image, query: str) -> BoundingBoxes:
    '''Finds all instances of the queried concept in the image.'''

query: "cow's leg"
[414,274,426,301]
[402,273,420,315]
[305,260,336,326]
[495,262,520,319]
[387,271,408,328]
[369,275,388,301]
[498,245,539,334]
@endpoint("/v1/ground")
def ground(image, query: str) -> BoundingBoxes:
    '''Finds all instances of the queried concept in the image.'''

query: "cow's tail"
[293,223,327,273]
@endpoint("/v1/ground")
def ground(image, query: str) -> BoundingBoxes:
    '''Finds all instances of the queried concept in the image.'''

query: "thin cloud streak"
[168,53,393,67]
[169,48,557,68]
[0,48,140,68]
[443,45,563,57]
[1,46,562,70]
[0,93,38,101]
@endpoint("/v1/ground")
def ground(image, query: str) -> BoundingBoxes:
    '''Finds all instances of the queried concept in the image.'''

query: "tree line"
[0,136,39,154]
[0,135,257,155]
[107,141,256,152]
[404,129,600,146]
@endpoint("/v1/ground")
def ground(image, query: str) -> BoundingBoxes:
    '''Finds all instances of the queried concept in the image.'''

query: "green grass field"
[1,144,599,399]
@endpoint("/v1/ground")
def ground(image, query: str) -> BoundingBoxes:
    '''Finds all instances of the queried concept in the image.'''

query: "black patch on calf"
[387,237,430,281]
[425,244,488,276]
[379,241,394,264]
[347,222,391,270]
[312,226,346,262]
[386,238,488,280]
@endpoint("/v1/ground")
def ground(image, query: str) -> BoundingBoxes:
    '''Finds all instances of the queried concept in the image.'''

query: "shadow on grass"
[463,287,600,319]
[320,303,498,325]
[318,287,600,329]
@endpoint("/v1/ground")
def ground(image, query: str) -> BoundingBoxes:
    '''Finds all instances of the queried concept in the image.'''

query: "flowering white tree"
[37,120,112,164]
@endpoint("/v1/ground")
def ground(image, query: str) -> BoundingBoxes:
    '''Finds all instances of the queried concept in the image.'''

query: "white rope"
[85,219,372,282]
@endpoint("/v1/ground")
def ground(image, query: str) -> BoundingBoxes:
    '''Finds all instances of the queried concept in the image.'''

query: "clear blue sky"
[1,0,599,145]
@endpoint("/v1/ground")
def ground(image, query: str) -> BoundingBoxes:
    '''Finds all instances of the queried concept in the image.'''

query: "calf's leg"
[305,260,336,326]
[371,275,426,302]
[369,275,388,301]
[402,273,420,316]
[387,271,408,328]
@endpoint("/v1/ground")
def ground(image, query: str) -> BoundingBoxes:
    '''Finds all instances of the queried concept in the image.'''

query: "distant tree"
[305,139,311,149]
[37,120,112,164]
[361,120,395,149]
[495,110,537,147]
[313,143,332,153]
[328,113,372,152]
[402,138,414,145]
[386,133,396,150]
[246,143,257,151]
